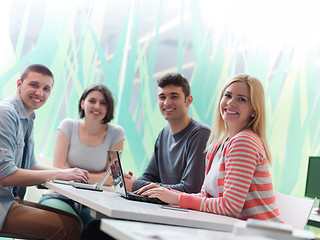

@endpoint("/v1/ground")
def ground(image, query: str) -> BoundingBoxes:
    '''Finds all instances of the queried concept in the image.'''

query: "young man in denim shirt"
[0,64,89,240]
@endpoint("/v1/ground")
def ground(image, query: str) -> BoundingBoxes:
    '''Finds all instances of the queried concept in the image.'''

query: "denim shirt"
[0,93,37,229]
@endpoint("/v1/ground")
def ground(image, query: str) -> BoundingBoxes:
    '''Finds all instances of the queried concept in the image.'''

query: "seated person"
[125,73,211,194]
[0,64,89,239]
[39,83,125,230]
[136,74,282,222]
[82,73,211,240]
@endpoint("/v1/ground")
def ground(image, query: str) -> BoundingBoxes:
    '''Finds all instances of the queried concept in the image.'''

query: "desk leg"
[75,202,82,215]
[90,209,108,220]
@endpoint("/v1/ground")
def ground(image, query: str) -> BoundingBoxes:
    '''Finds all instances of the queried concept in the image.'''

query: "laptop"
[52,164,112,192]
[109,150,167,205]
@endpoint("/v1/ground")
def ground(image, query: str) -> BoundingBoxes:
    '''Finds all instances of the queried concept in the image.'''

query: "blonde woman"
[136,74,281,222]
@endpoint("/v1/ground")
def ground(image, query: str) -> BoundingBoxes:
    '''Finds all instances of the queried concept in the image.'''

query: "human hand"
[123,172,136,192]
[57,168,89,183]
[123,171,134,179]
[135,183,181,205]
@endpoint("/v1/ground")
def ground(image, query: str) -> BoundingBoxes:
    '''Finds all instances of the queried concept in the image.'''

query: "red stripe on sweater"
[244,196,276,208]
[239,209,281,221]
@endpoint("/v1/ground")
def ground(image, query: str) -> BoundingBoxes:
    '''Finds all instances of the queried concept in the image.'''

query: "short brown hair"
[21,64,54,83]
[157,73,190,99]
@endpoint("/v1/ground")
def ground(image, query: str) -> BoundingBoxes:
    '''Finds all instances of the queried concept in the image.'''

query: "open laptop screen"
[109,150,168,205]
[108,150,127,197]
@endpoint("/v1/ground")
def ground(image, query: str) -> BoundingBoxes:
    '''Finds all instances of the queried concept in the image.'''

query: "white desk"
[100,218,235,240]
[100,219,303,240]
[44,181,242,232]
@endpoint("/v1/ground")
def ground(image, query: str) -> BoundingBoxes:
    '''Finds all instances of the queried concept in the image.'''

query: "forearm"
[89,171,112,185]
[0,168,63,187]
[132,179,185,192]
[132,171,161,191]
[157,182,186,192]
[88,172,105,182]
[179,193,204,211]
[132,179,150,191]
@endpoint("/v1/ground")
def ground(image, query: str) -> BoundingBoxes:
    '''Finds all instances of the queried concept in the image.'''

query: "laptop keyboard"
[127,192,167,205]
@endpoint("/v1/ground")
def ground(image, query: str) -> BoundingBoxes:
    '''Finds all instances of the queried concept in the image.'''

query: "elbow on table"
[223,207,241,219]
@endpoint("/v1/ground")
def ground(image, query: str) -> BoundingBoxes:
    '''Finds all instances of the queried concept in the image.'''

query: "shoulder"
[58,118,78,135]
[154,126,170,143]
[190,118,211,131]
[190,118,211,132]
[108,123,125,135]
[158,125,170,136]
[107,124,125,143]
[62,118,77,124]
[186,119,211,139]
[230,130,263,149]
[59,118,77,127]
[0,99,18,122]
[227,130,266,163]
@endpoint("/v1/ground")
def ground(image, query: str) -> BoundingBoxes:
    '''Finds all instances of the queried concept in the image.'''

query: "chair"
[0,156,50,239]
[274,191,316,229]
[0,187,44,239]
[0,232,43,240]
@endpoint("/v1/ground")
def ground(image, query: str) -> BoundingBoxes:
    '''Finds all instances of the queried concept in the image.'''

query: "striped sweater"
[179,129,282,222]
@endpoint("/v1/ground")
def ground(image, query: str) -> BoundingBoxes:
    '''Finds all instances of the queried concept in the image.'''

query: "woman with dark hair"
[39,83,125,230]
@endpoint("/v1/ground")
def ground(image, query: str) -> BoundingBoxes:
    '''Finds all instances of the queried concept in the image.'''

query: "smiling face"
[81,90,108,123]
[158,85,192,123]
[220,81,255,137]
[17,71,53,116]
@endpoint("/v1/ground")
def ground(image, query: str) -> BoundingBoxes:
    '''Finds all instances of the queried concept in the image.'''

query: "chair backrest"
[274,191,316,229]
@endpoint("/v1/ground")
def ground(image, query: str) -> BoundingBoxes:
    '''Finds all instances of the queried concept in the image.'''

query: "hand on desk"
[123,171,136,192]
[56,167,89,183]
[135,183,181,205]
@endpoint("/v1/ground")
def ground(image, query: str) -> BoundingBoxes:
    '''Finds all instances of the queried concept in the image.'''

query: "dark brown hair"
[78,84,114,124]
[157,73,190,99]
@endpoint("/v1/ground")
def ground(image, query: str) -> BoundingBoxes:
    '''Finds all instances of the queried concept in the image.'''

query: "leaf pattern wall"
[1,0,320,196]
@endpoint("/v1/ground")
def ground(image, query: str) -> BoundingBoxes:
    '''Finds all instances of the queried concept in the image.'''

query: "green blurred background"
[1,0,320,198]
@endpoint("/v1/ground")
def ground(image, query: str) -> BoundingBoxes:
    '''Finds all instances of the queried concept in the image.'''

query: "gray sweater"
[132,118,211,193]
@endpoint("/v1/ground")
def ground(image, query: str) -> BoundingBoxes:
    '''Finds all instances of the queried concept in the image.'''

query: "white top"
[44,118,125,199]
[204,139,228,197]
[204,146,222,197]
[60,118,125,172]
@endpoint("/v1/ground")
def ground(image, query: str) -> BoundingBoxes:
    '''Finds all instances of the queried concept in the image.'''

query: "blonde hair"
[206,74,272,163]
